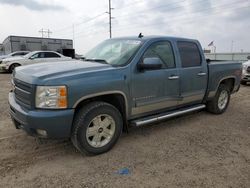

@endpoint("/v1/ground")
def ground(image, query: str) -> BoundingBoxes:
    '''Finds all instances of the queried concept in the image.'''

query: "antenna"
[138,33,144,38]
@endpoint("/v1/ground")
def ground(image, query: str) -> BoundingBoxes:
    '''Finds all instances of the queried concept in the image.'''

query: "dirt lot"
[0,73,249,188]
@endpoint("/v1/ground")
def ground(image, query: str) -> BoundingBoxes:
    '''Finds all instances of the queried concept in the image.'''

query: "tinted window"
[177,42,201,67]
[44,52,61,58]
[12,53,22,56]
[30,53,40,59]
[143,41,175,68]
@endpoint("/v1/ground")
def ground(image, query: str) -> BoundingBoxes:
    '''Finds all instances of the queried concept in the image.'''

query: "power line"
[115,0,186,19]
[39,29,52,38]
[113,0,248,31]
[114,0,144,10]
[53,12,107,34]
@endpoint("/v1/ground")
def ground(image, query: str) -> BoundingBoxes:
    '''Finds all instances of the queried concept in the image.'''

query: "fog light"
[36,129,47,137]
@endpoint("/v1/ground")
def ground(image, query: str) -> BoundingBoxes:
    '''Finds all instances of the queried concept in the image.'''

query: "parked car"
[0,51,30,62]
[0,51,72,73]
[9,36,242,155]
[241,57,250,85]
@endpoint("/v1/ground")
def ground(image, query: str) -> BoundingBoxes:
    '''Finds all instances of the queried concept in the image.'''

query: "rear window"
[177,41,201,67]
[44,52,61,58]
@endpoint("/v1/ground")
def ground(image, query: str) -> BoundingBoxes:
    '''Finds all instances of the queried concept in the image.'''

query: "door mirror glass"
[138,57,162,71]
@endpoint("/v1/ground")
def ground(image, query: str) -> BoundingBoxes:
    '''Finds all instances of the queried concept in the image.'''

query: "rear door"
[177,41,208,105]
[131,40,180,117]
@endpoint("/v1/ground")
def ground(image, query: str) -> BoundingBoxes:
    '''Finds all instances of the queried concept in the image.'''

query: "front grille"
[13,78,33,109]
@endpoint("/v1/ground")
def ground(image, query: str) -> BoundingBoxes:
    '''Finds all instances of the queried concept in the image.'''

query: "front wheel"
[9,63,20,73]
[71,101,123,155]
[241,81,247,85]
[206,84,231,114]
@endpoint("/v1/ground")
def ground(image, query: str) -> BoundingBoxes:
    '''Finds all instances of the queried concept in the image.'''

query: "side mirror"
[29,56,35,60]
[138,57,162,71]
[247,56,250,60]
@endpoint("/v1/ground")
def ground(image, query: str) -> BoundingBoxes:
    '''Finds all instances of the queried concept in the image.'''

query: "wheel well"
[74,94,128,131]
[9,63,21,70]
[220,78,235,93]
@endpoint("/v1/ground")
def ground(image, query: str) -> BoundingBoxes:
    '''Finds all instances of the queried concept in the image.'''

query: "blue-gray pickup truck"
[9,36,242,155]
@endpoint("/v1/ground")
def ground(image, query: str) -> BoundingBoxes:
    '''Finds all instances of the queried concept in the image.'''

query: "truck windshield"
[84,39,142,66]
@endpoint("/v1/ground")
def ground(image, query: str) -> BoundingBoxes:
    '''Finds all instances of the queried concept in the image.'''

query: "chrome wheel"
[86,114,116,148]
[218,90,228,110]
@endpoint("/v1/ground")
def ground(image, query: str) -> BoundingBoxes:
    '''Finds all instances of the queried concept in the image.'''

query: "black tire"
[241,81,247,85]
[71,101,123,155]
[9,63,20,73]
[206,84,231,114]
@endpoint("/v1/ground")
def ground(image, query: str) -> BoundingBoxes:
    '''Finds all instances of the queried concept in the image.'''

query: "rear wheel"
[206,84,230,114]
[71,101,123,155]
[9,63,20,73]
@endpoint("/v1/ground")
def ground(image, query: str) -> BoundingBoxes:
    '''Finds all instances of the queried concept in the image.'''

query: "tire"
[241,81,247,85]
[206,84,231,114]
[9,63,20,73]
[71,101,123,155]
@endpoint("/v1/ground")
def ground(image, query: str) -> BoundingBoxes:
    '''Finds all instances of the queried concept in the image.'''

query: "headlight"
[243,64,247,70]
[2,61,9,64]
[35,86,67,109]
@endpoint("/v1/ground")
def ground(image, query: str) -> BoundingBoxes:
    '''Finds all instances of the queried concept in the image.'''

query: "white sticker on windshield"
[125,40,141,45]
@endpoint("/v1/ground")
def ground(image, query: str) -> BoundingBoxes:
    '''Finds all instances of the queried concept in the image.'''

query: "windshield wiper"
[85,58,108,64]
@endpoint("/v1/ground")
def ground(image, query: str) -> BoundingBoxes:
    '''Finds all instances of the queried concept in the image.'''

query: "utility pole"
[47,29,52,38]
[231,40,234,52]
[108,0,114,38]
[39,29,52,38]
[39,29,45,38]
[73,24,75,48]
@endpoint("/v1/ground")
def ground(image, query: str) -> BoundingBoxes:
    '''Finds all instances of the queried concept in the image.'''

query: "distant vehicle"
[0,51,30,60]
[0,51,72,73]
[241,56,250,85]
[9,36,242,155]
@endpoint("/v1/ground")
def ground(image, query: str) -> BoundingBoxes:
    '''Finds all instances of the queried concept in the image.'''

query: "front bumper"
[241,73,250,82]
[9,92,75,138]
[0,64,8,72]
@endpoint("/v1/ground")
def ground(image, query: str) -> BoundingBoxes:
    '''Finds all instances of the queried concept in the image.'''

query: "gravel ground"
[0,73,249,188]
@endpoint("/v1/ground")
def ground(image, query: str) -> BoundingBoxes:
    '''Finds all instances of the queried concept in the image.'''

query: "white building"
[1,35,73,56]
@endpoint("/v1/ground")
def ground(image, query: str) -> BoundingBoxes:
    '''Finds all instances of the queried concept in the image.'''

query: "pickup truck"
[9,36,242,155]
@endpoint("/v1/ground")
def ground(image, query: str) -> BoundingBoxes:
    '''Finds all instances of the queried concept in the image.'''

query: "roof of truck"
[112,35,198,42]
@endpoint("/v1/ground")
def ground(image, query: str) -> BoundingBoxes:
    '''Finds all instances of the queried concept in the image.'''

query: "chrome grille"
[13,78,33,109]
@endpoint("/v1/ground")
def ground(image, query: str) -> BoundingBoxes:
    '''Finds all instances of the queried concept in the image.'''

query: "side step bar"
[131,104,206,127]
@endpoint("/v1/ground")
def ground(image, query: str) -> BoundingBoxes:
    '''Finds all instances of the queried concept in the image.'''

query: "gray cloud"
[0,0,65,11]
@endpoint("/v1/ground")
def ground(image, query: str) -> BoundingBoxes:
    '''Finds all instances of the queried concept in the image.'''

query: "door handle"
[197,72,206,76]
[168,75,179,80]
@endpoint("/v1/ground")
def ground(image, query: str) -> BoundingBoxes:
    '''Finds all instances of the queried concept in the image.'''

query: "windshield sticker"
[125,40,141,45]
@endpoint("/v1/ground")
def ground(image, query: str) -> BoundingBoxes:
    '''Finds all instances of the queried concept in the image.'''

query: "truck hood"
[14,60,115,84]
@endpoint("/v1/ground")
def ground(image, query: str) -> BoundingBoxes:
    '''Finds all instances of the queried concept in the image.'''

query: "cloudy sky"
[0,0,249,54]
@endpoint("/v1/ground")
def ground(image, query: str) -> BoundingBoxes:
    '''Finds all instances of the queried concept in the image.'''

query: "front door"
[131,40,180,117]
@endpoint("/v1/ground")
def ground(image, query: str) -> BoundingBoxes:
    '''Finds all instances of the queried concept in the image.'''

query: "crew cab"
[0,51,71,73]
[9,36,242,155]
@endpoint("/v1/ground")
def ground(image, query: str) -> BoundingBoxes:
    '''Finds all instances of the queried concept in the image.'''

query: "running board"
[131,104,206,127]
